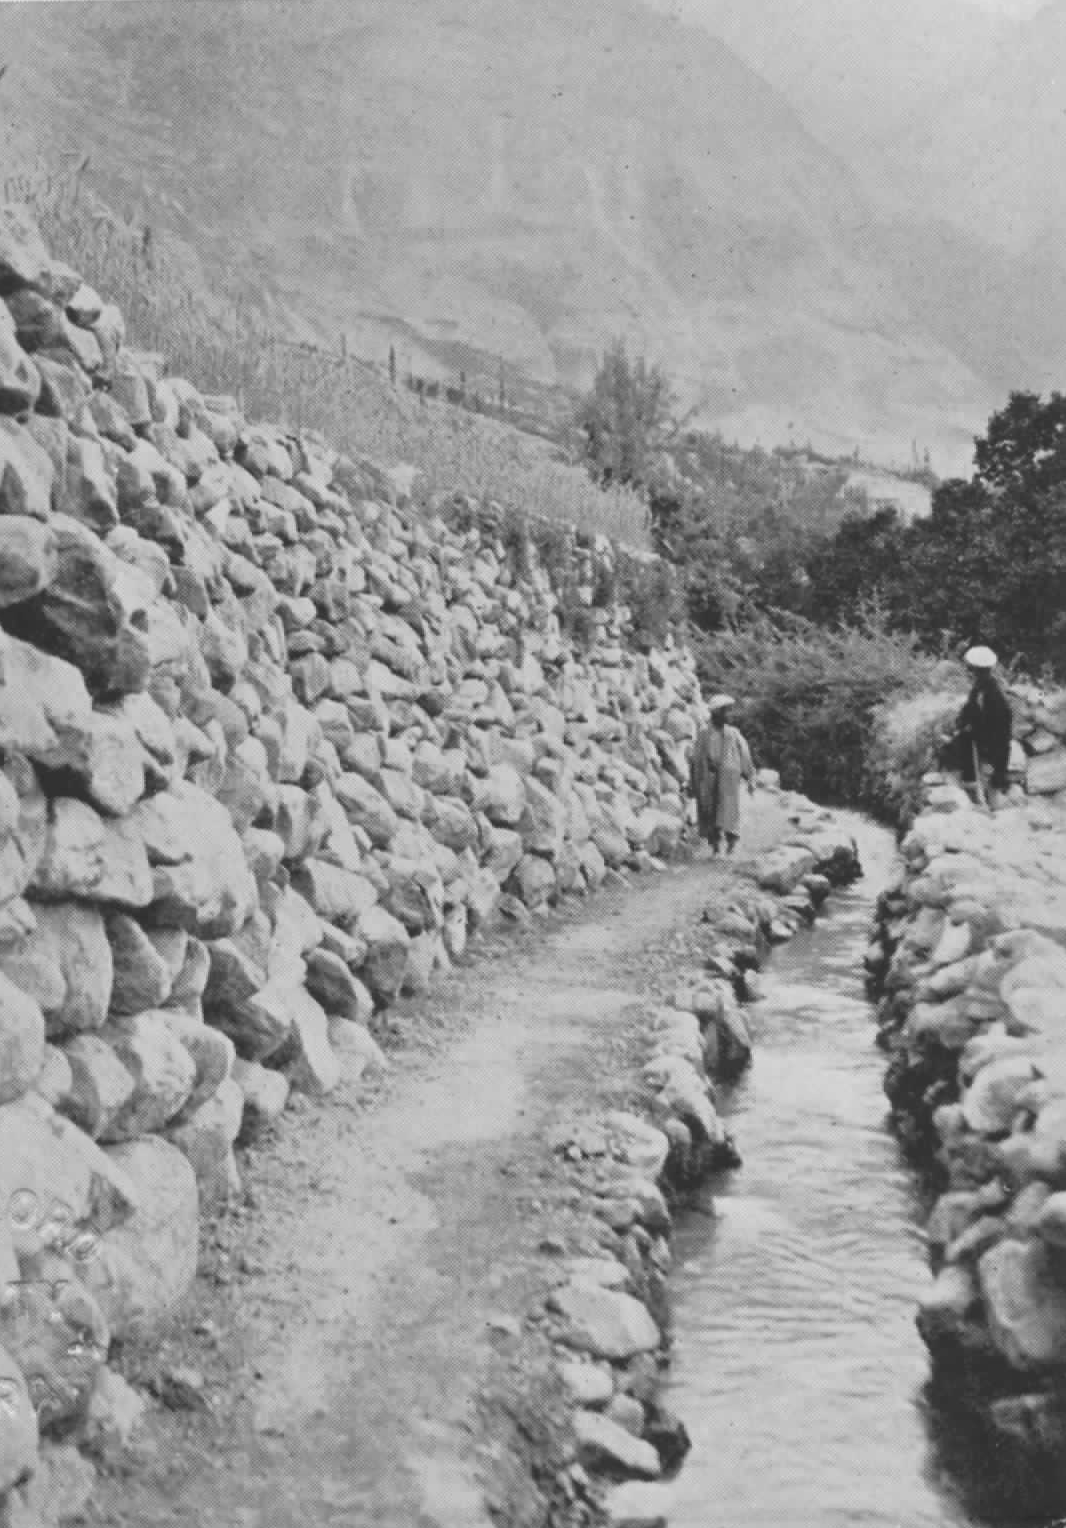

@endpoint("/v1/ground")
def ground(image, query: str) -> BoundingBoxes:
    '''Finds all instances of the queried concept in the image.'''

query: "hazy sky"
[968,0,1045,12]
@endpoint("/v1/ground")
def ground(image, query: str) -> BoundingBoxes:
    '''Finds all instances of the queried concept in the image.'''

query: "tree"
[974,390,1066,497]
[576,339,674,491]
[805,506,909,627]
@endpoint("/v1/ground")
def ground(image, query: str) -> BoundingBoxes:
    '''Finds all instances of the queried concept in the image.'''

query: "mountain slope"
[1,0,999,468]
[645,0,1009,160]
[902,0,1066,253]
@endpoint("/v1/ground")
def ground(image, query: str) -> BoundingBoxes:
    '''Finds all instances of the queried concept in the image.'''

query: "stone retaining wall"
[0,203,706,1521]
[869,772,1066,1493]
[539,789,860,1527]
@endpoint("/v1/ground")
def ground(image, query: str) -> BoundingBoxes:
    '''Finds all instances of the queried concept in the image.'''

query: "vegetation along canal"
[664,819,1054,1528]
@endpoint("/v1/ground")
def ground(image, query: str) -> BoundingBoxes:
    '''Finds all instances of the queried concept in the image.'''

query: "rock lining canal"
[663,819,1051,1528]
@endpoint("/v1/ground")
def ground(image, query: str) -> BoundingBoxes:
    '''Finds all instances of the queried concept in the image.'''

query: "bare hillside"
[1,0,1006,468]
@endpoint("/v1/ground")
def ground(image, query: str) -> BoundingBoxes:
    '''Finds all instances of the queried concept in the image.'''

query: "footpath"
[71,789,857,1528]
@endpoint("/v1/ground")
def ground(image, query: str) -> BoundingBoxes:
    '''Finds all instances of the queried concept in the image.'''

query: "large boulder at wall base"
[82,1137,199,1339]
[548,1283,661,1361]
[0,1093,137,1260]
[979,1238,1066,1370]
[0,1342,37,1495]
[1,1254,110,1428]
[0,968,45,1103]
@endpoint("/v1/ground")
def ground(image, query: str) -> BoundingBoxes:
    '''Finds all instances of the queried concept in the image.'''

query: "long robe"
[955,675,1012,790]
[690,723,754,840]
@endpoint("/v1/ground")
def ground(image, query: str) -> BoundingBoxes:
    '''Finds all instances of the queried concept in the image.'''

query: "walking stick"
[971,743,989,811]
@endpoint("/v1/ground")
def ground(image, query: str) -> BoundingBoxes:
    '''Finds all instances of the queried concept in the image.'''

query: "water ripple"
[664,827,1039,1528]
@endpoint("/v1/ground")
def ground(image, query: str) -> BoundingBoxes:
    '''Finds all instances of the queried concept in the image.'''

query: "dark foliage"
[795,391,1066,677]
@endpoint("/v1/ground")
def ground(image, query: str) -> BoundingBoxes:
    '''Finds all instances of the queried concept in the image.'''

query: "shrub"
[618,553,685,652]
[866,683,966,827]
[696,613,938,809]
[576,337,674,491]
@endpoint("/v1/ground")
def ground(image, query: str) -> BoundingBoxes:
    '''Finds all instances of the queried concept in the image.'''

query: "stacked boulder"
[870,776,1066,1476]
[1010,683,1066,800]
[0,202,701,1517]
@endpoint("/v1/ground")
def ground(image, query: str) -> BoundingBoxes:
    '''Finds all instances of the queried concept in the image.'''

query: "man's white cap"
[964,646,997,670]
[708,693,736,712]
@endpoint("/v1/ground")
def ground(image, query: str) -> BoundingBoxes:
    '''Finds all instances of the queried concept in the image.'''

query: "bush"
[866,682,967,827]
[696,613,938,809]
[618,553,685,652]
[577,337,673,491]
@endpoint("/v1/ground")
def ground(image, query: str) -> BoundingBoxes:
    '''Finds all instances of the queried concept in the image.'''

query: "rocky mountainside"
[2,0,1003,470]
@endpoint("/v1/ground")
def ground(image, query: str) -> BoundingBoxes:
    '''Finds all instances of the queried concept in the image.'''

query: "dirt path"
[83,805,788,1528]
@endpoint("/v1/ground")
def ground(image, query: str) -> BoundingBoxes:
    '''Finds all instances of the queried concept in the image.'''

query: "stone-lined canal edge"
[489,787,861,1528]
[868,778,1066,1510]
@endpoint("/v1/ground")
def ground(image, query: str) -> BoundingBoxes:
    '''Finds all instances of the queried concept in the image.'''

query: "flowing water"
[664,818,1052,1528]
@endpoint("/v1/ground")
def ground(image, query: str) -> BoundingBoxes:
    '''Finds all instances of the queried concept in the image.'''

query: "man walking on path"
[952,645,1013,808]
[690,694,755,856]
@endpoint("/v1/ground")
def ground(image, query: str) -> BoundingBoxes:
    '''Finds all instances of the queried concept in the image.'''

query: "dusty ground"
[79,799,789,1528]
